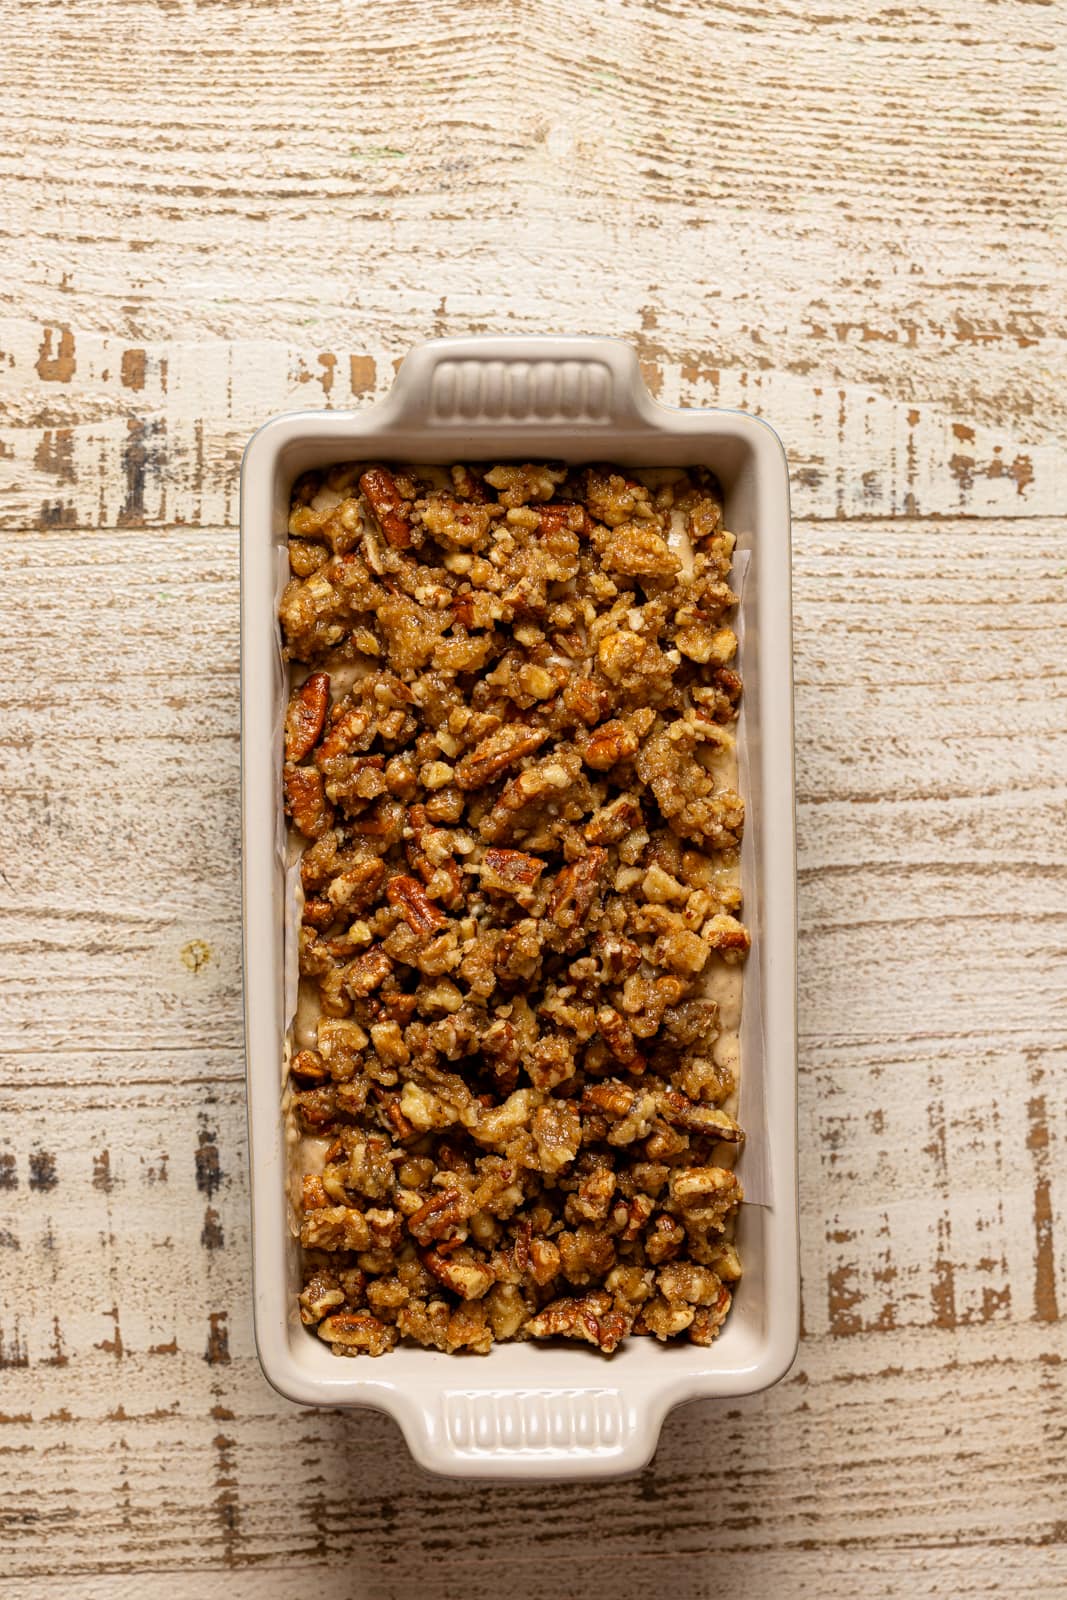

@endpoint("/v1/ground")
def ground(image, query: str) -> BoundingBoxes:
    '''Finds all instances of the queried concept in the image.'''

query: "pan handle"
[395,1384,667,1481]
[374,335,660,433]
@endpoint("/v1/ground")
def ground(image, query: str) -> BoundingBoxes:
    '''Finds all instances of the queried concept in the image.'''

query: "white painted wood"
[1,0,1065,1587]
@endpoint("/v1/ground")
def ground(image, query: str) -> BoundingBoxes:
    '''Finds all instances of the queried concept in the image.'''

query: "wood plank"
[2,317,1062,530]
[1,0,1065,1587]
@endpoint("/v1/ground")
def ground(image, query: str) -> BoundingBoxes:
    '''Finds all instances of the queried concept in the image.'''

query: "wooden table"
[2,1,1064,1593]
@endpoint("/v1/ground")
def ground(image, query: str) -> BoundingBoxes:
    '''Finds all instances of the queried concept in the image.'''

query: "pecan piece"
[454,725,550,791]
[578,720,641,771]
[342,945,394,997]
[327,858,387,914]
[298,1270,344,1324]
[537,501,592,536]
[421,1248,495,1300]
[702,913,752,961]
[284,765,334,838]
[562,676,612,727]
[285,672,331,762]
[386,874,448,936]
[317,703,375,763]
[547,847,607,930]
[523,1291,629,1354]
[595,1006,643,1070]
[293,1086,337,1132]
[302,1174,330,1210]
[479,847,546,903]
[317,1311,397,1355]
[302,895,335,929]
[580,1080,635,1119]
[290,1048,329,1084]
[658,1091,744,1142]
[360,465,411,549]
[407,1187,470,1245]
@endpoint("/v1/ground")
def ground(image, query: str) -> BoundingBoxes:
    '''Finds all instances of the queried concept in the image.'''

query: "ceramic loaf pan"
[240,336,798,1479]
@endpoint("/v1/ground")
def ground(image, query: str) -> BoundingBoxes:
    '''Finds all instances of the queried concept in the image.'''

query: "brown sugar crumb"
[280,462,747,1356]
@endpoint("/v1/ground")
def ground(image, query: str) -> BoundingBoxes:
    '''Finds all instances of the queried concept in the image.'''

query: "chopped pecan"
[317,702,374,763]
[327,858,387,913]
[547,847,607,930]
[421,1248,495,1300]
[317,1311,397,1355]
[407,1187,470,1245]
[360,465,412,549]
[479,847,546,902]
[454,725,550,790]
[285,672,331,762]
[342,945,394,997]
[578,720,641,771]
[580,1080,635,1119]
[602,523,681,578]
[284,765,334,838]
[386,874,448,936]
[301,1174,330,1210]
[290,1048,329,1084]
[523,1291,629,1353]
[562,677,612,727]
[537,501,592,536]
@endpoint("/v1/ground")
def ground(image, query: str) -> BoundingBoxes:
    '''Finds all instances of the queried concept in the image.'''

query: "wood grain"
[1,0,1065,1593]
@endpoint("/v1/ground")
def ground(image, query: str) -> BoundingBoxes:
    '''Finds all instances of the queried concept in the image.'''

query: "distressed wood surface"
[2,0,1065,1594]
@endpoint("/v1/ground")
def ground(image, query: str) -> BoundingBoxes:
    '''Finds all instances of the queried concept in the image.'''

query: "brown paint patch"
[974,1284,1012,1322]
[117,417,149,526]
[931,1215,958,1331]
[181,938,212,972]
[0,1322,29,1368]
[33,428,75,482]
[212,1430,241,1565]
[44,1407,73,1421]
[952,422,975,443]
[201,1206,225,1250]
[211,1402,235,1420]
[350,354,376,396]
[94,1304,124,1360]
[92,1149,114,1192]
[45,1315,68,1367]
[638,358,663,399]
[116,416,166,527]
[142,1150,169,1185]
[120,348,147,390]
[952,448,1035,499]
[148,1337,178,1356]
[35,327,76,382]
[925,1089,958,1329]
[35,499,78,529]
[827,1259,862,1336]
[1027,1087,1059,1324]
[205,1311,231,1365]
[0,1412,33,1424]
[196,1123,223,1196]
[318,352,336,397]
[0,1154,16,1191]
[28,1148,57,1191]
[1009,453,1034,495]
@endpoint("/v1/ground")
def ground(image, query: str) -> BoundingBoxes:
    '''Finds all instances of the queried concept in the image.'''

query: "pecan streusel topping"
[280,461,747,1356]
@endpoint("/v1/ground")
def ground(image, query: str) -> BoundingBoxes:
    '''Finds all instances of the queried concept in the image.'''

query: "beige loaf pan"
[240,336,798,1478]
